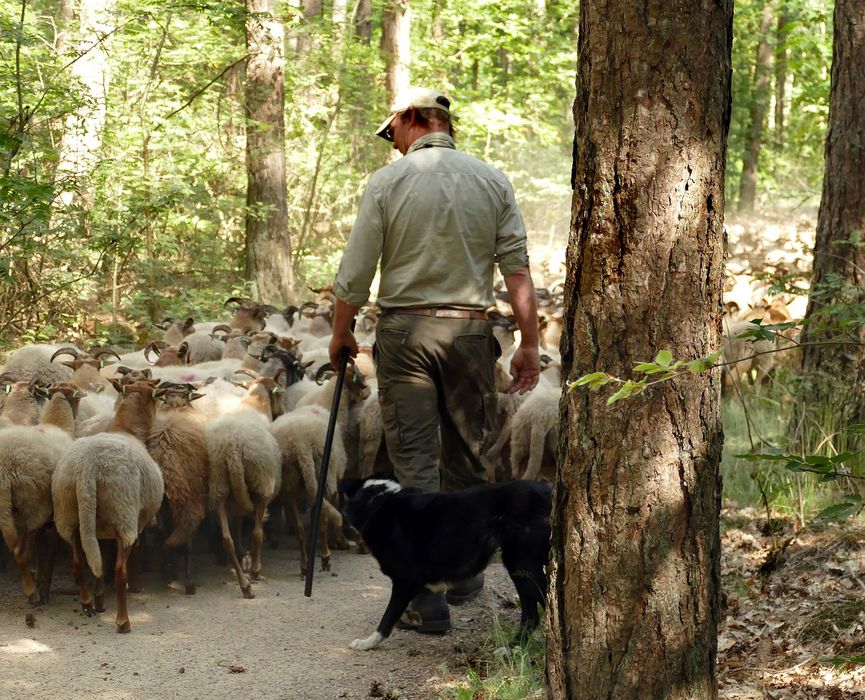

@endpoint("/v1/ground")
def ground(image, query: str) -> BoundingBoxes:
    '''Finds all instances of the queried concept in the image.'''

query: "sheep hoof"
[81,602,94,617]
[357,542,369,555]
[250,570,262,581]
[241,585,255,600]
[184,584,196,595]
[116,620,131,634]
[27,592,40,606]
[320,556,331,572]
[94,595,106,613]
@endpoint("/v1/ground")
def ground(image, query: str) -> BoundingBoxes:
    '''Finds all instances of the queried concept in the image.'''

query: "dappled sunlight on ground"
[719,511,865,698]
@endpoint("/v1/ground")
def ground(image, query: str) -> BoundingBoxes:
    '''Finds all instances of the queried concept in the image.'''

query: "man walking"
[329,87,540,632]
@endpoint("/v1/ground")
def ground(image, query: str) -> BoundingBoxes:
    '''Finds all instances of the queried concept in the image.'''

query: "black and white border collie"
[339,476,551,651]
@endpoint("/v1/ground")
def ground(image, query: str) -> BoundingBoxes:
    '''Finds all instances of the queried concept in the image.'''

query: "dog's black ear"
[338,477,365,500]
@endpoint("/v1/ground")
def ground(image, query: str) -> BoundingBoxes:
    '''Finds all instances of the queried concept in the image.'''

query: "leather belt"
[382,306,488,320]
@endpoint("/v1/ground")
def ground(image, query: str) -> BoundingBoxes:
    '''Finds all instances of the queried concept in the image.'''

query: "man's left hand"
[508,345,540,394]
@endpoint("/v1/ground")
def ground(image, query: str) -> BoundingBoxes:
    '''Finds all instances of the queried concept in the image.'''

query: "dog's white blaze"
[364,479,401,494]
[350,631,384,651]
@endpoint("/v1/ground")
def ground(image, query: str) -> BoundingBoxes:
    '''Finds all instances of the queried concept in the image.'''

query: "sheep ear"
[98,359,116,368]
[61,360,83,369]
[271,386,284,395]
[187,392,205,402]
[88,383,105,394]
[33,386,50,398]
[72,389,83,398]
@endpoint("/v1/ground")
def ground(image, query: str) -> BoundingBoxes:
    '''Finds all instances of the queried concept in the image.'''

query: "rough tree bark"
[244,0,294,303]
[738,0,774,213]
[546,1,732,698]
[382,0,411,104]
[355,0,372,45]
[800,0,865,425]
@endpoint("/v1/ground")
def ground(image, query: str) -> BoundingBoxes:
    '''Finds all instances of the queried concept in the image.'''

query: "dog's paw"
[349,631,384,651]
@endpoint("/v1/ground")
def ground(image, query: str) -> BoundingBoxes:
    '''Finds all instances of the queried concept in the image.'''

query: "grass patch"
[444,616,545,700]
[796,598,865,643]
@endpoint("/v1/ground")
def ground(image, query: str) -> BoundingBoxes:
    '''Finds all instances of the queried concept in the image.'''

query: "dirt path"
[0,544,519,700]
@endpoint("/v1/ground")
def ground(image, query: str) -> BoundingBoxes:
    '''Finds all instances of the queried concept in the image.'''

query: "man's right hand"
[328,330,358,369]
[508,344,540,394]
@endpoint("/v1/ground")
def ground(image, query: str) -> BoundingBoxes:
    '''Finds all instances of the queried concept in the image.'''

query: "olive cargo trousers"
[375,313,498,493]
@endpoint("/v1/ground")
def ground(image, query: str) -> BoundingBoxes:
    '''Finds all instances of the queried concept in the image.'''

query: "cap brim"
[375,112,398,141]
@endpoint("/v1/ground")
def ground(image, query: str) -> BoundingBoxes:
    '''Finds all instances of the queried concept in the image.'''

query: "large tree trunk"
[799,0,865,424]
[381,0,411,103]
[546,1,732,698]
[355,0,372,45]
[738,0,774,213]
[244,0,294,303]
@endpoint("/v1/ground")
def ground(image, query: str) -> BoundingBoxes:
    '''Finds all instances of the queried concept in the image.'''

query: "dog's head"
[338,475,401,530]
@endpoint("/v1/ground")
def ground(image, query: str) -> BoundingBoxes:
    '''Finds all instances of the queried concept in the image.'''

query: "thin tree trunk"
[53,0,114,217]
[799,0,865,425]
[54,0,74,52]
[295,0,322,57]
[381,0,411,104]
[245,0,294,303]
[546,0,732,697]
[775,5,789,145]
[355,0,372,44]
[738,0,774,213]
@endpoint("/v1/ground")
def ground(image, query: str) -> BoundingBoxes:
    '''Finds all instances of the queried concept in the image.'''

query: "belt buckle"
[435,309,462,319]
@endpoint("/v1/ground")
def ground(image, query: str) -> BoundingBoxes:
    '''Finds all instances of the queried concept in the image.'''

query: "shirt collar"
[407,132,456,154]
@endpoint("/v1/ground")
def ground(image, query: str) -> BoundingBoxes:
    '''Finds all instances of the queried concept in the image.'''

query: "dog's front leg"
[350,580,420,651]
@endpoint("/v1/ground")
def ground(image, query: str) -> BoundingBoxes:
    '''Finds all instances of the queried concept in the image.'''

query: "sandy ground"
[0,542,519,700]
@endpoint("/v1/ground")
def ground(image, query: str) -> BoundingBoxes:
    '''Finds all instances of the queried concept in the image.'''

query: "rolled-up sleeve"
[494,177,530,276]
[333,179,384,306]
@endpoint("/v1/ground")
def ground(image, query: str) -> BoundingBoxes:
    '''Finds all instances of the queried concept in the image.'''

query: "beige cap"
[374,87,452,141]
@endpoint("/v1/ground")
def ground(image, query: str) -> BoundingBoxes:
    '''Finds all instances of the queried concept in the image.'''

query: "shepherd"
[328,87,541,634]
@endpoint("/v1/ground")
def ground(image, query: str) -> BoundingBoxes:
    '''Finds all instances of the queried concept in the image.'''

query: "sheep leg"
[250,500,266,580]
[127,541,143,593]
[35,527,58,604]
[319,510,331,572]
[72,531,94,615]
[12,529,39,605]
[286,497,308,576]
[216,500,254,599]
[178,541,195,595]
[114,539,133,633]
[330,497,351,550]
[521,423,546,481]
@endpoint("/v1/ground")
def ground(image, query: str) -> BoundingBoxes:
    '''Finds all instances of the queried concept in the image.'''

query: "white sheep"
[0,383,79,603]
[147,384,209,595]
[52,379,165,633]
[509,384,561,481]
[204,373,283,598]
[271,404,347,575]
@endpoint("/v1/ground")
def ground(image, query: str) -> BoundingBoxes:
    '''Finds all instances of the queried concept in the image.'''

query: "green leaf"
[607,380,637,406]
[815,497,862,522]
[569,372,611,392]
[829,451,859,464]
[654,349,673,367]
[734,452,788,462]
[820,656,865,668]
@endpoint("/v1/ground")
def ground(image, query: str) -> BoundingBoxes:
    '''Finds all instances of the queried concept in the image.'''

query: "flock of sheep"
[0,289,566,633]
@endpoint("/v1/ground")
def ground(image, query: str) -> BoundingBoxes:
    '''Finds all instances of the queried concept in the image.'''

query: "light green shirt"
[333,133,529,309]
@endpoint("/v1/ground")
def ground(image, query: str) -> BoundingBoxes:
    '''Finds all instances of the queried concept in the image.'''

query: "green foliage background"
[0,0,833,345]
